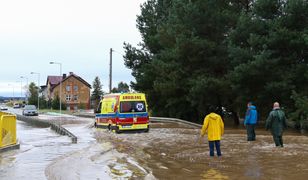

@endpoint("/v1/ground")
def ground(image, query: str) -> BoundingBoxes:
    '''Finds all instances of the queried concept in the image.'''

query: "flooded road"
[0,121,97,179]
[95,123,308,180]
[1,117,308,180]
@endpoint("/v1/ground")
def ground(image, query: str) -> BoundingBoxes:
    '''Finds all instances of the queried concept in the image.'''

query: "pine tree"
[91,76,104,108]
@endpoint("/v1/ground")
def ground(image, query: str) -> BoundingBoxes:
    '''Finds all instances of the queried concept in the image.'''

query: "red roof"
[49,73,91,91]
[47,76,63,86]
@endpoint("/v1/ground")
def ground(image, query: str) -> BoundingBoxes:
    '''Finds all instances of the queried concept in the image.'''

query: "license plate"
[122,125,132,128]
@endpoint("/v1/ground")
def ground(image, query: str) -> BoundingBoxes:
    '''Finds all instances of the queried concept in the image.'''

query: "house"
[40,85,47,99]
[46,72,91,110]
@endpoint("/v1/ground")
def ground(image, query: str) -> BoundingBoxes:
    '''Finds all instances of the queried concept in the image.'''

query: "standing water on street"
[0,121,95,179]
[94,122,308,180]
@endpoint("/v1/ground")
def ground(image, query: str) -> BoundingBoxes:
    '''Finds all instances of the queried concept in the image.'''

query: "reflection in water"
[201,168,229,180]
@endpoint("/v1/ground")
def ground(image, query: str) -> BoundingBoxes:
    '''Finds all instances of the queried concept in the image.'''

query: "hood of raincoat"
[208,113,220,120]
[244,105,258,125]
[201,113,224,141]
[250,105,256,110]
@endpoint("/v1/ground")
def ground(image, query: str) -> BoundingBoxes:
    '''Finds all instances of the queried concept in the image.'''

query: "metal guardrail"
[0,111,20,152]
[150,117,202,128]
[73,112,202,128]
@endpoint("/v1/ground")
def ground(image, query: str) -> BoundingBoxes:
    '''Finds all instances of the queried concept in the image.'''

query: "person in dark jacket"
[244,102,258,141]
[266,102,287,147]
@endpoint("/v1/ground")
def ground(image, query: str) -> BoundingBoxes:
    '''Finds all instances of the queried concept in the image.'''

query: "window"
[66,94,71,101]
[66,85,71,92]
[120,101,146,113]
[74,85,78,91]
[74,95,78,101]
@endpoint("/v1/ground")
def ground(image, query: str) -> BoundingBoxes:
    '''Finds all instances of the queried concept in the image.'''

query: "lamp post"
[20,76,29,104]
[109,48,113,93]
[31,72,40,111]
[49,62,62,116]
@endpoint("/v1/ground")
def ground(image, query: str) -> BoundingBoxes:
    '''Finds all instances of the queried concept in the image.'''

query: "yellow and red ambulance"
[94,93,149,133]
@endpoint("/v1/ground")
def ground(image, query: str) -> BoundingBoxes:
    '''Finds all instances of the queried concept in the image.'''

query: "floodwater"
[0,121,97,179]
[94,122,308,180]
[0,119,149,179]
[1,119,308,180]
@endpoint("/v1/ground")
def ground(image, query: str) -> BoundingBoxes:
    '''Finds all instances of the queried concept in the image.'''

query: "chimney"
[63,73,67,79]
[69,72,73,75]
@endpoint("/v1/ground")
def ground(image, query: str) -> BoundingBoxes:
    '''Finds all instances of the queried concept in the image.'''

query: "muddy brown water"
[1,119,308,180]
[95,122,308,180]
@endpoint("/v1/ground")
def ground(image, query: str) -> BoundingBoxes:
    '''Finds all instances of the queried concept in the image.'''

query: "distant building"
[46,72,91,110]
[40,85,47,99]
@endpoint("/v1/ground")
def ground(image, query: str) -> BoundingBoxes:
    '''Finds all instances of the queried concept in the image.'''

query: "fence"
[0,111,18,151]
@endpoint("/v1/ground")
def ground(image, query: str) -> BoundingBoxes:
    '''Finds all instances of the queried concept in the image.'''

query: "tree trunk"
[231,111,240,126]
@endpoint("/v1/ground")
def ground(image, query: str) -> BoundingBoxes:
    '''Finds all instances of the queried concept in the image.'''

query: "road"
[93,122,308,180]
[0,107,150,179]
[0,109,103,179]
[1,107,308,179]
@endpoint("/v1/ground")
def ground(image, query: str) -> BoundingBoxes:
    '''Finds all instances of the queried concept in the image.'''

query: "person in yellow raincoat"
[200,106,224,157]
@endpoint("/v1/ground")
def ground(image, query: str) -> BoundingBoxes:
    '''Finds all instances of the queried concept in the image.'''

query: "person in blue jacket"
[244,102,258,141]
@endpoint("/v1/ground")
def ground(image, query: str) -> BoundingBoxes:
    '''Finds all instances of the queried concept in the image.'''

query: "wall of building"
[52,76,90,110]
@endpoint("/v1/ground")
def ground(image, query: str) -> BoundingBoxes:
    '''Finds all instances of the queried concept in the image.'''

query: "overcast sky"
[0,0,145,97]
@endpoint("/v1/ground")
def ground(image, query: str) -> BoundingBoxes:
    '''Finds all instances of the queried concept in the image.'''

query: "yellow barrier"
[0,111,17,149]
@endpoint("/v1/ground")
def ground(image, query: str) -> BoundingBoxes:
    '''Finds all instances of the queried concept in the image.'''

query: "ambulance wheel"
[144,128,149,133]
[115,127,121,134]
[94,122,97,128]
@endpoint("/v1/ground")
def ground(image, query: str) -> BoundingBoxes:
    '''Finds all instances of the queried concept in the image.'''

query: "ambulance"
[94,93,149,133]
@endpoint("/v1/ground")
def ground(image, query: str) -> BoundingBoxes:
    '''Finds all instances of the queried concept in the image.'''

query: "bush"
[51,95,67,110]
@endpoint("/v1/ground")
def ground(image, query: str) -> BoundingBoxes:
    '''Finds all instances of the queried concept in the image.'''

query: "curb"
[0,142,20,153]
[16,115,77,143]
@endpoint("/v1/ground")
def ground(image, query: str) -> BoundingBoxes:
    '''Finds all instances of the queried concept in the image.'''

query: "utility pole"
[50,61,62,119]
[109,48,113,93]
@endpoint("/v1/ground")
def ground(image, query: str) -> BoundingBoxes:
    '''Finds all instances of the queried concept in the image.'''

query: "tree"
[51,94,66,110]
[91,76,104,108]
[124,0,308,124]
[27,82,38,106]
[290,91,308,130]
[124,0,239,122]
[39,96,48,109]
[111,82,130,93]
[228,0,308,118]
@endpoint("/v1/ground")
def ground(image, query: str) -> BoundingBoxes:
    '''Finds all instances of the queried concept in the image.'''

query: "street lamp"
[31,72,40,111]
[20,76,29,104]
[49,62,62,116]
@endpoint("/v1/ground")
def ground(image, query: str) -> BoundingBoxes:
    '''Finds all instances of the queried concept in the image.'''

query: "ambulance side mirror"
[95,102,102,114]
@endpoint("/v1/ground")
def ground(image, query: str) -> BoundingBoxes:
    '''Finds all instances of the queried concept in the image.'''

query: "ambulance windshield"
[120,101,146,113]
